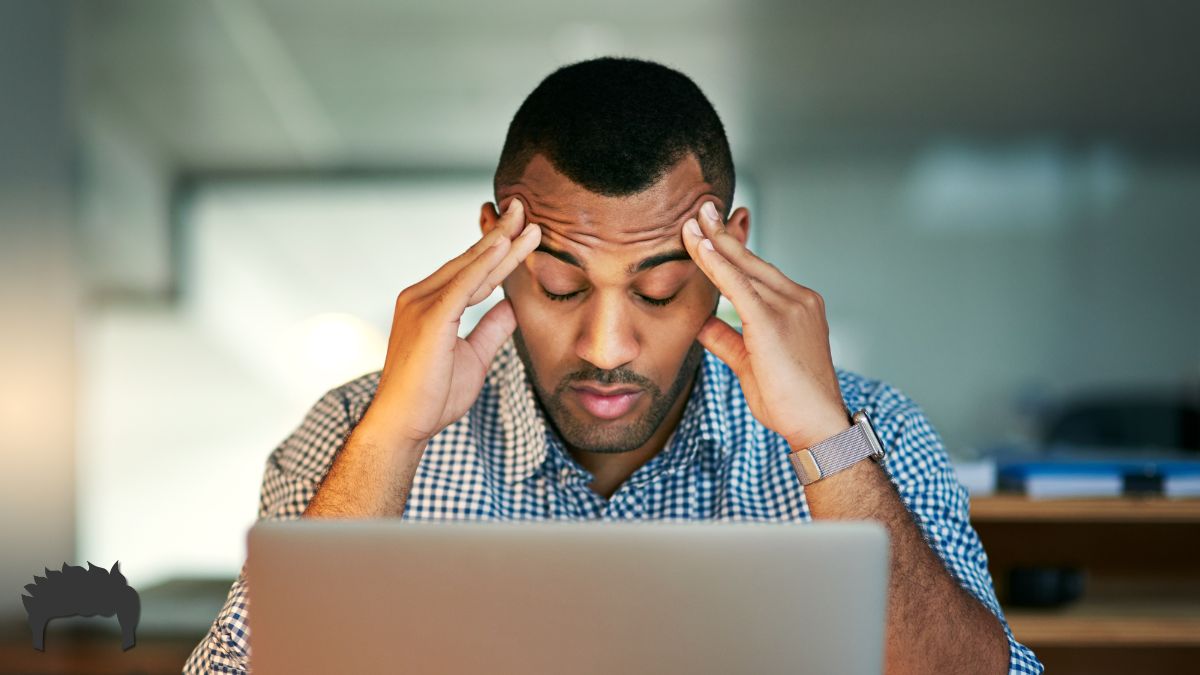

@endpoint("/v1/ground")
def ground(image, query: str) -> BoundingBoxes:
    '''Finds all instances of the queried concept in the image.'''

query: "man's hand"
[681,200,849,450]
[306,199,541,517]
[683,201,1012,674]
[362,198,542,448]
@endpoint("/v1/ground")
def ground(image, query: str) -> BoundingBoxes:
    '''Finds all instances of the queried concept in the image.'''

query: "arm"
[184,200,538,673]
[801,394,1042,674]
[306,196,538,519]
[678,202,1042,675]
[302,419,427,518]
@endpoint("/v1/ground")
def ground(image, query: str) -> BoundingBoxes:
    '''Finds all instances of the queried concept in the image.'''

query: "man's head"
[493,56,735,215]
[481,57,750,456]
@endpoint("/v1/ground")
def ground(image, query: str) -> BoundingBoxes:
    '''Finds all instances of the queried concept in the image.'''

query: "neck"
[568,366,698,499]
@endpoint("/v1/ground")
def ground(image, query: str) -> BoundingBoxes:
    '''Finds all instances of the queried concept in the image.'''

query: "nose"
[575,290,640,372]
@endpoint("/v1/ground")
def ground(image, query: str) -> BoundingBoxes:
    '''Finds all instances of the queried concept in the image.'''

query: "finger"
[696,315,750,376]
[416,198,527,298]
[696,201,798,299]
[466,222,542,306]
[465,297,517,367]
[682,216,769,316]
[431,235,511,319]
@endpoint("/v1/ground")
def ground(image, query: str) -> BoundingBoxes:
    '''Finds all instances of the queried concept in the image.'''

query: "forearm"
[804,460,1009,675]
[303,420,427,518]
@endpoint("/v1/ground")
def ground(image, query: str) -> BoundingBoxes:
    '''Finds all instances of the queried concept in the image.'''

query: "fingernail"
[701,238,715,251]
[520,223,540,238]
[506,199,522,216]
[685,218,702,238]
[701,201,720,222]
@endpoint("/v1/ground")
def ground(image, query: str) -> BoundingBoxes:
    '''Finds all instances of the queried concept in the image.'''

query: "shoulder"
[265,371,383,485]
[835,368,919,419]
[319,369,383,427]
[324,368,483,469]
[833,368,951,486]
[834,367,933,437]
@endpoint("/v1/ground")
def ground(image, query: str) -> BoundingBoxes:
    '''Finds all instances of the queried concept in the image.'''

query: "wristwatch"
[788,409,887,486]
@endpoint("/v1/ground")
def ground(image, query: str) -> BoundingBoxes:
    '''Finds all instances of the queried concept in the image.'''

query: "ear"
[481,195,526,238]
[724,206,751,248]
[479,201,500,238]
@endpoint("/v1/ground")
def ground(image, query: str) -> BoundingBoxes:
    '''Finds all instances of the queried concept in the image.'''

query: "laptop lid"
[247,519,888,675]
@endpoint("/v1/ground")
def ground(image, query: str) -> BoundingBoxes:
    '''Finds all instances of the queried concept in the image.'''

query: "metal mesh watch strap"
[788,413,882,485]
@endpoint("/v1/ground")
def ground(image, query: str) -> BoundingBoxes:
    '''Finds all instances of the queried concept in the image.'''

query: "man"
[185,57,1042,674]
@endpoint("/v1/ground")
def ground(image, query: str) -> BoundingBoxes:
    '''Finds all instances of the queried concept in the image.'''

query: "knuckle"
[395,287,414,308]
[432,286,453,308]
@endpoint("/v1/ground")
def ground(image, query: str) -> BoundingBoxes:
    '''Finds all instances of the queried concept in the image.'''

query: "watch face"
[854,409,886,459]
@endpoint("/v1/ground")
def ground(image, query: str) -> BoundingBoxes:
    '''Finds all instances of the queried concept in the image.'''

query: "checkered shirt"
[184,333,1042,674]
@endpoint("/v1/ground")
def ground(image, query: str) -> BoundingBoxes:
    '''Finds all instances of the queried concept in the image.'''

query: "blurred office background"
[1,0,1197,672]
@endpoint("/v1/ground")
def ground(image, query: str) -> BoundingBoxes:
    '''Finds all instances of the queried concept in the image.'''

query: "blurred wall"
[0,0,1197,597]
[757,149,1200,451]
[0,0,77,623]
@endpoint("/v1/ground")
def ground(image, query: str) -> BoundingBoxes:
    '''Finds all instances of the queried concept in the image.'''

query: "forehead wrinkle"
[517,198,577,227]
[528,208,577,228]
[535,227,694,278]
[670,190,723,225]
[500,182,579,224]
[683,192,711,217]
[532,227,595,271]
[503,176,722,234]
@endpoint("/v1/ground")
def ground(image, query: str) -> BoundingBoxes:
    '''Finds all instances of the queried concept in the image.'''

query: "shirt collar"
[471,334,735,485]
[470,333,548,484]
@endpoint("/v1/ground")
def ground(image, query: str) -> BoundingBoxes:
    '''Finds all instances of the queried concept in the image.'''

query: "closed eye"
[638,293,676,307]
[541,288,678,307]
[542,289,581,302]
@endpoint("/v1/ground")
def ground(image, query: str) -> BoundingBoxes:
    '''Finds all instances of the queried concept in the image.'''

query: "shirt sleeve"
[183,386,355,675]
[866,382,1044,675]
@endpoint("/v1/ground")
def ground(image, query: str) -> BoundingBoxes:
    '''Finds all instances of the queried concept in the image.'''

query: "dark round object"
[1006,567,1086,607]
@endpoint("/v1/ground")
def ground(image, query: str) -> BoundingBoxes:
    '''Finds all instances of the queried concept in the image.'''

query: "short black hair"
[494,57,734,213]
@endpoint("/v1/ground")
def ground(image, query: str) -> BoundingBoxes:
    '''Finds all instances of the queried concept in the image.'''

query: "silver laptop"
[247,519,888,675]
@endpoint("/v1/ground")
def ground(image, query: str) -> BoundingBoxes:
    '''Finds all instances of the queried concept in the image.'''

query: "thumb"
[465,298,517,365]
[696,315,749,376]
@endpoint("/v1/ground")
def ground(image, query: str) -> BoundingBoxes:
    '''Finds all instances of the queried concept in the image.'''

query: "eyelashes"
[541,289,580,302]
[639,294,677,307]
[541,288,677,307]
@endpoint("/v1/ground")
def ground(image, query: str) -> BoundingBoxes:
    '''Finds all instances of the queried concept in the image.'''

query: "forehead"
[497,153,721,263]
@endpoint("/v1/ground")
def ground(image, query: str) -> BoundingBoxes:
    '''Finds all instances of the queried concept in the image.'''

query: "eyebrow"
[534,244,693,276]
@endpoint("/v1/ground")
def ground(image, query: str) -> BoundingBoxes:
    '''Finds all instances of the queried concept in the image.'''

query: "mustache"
[563,370,649,390]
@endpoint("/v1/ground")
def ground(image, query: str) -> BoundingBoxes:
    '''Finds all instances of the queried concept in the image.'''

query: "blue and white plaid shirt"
[185,333,1042,674]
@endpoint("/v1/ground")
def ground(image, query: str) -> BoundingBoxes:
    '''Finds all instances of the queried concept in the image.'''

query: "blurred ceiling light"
[906,140,1069,233]
[905,140,1131,233]
[287,312,386,387]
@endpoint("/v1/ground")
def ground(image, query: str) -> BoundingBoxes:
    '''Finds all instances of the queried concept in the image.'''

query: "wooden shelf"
[969,494,1200,524]
[970,494,1200,672]
[1004,585,1200,646]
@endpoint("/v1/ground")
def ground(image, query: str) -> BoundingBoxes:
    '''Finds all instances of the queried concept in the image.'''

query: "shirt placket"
[543,435,606,519]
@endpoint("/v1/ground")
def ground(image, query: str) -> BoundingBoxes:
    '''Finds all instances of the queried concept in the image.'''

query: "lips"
[571,385,643,420]
[573,384,641,396]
